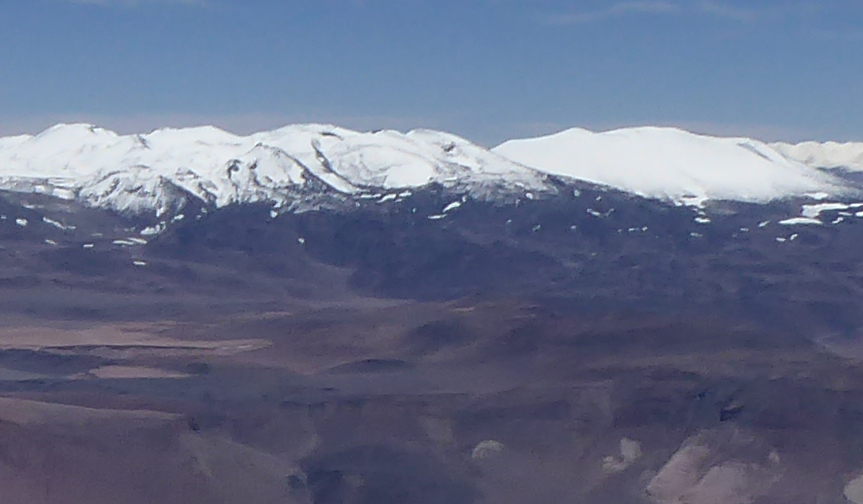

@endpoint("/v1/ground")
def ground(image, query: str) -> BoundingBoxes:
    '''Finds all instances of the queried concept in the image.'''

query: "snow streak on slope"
[772,141,863,172]
[0,124,549,217]
[494,127,847,205]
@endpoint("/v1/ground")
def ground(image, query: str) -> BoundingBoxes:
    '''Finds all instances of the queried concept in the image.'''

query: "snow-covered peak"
[145,125,243,146]
[494,126,848,205]
[34,123,119,141]
[0,123,550,217]
[3,124,128,179]
[3,122,859,221]
[771,141,863,172]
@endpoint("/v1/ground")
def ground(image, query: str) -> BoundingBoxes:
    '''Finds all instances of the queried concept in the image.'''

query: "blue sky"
[0,0,861,144]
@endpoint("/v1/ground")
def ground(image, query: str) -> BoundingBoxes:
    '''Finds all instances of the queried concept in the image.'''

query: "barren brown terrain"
[1,188,863,503]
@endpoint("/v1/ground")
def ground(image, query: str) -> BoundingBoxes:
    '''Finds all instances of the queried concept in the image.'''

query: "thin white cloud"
[57,0,205,7]
[541,0,825,25]
[695,0,758,22]
[542,1,681,25]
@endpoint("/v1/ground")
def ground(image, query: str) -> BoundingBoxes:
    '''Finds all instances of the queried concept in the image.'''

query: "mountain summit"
[494,126,854,206]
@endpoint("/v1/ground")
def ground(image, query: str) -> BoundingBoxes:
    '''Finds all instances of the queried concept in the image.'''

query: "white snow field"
[772,141,863,172]
[0,123,859,218]
[0,124,549,216]
[494,126,849,206]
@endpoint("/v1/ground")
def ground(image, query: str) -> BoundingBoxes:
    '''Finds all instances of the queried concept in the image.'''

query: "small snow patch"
[802,202,850,219]
[127,237,148,245]
[15,218,27,227]
[42,217,73,230]
[44,239,57,246]
[442,201,462,213]
[779,217,822,226]
[140,225,163,236]
[758,221,770,228]
[694,217,711,224]
[82,243,95,249]
[133,261,147,267]
[427,214,446,220]
[776,237,787,242]
[378,194,397,203]
[297,237,306,245]
[680,195,709,208]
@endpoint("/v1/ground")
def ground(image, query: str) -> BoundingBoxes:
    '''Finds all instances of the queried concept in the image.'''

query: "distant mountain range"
[2,122,863,330]
[4,125,863,504]
[1,123,861,227]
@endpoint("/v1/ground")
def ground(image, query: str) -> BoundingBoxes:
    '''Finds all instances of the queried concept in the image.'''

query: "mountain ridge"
[771,139,863,171]
[0,123,860,225]
[0,123,552,217]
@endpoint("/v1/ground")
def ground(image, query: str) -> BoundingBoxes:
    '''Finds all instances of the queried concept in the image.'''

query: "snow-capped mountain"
[4,121,863,361]
[493,126,852,206]
[4,127,863,504]
[0,123,551,218]
[771,140,863,172]
[1,123,861,224]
